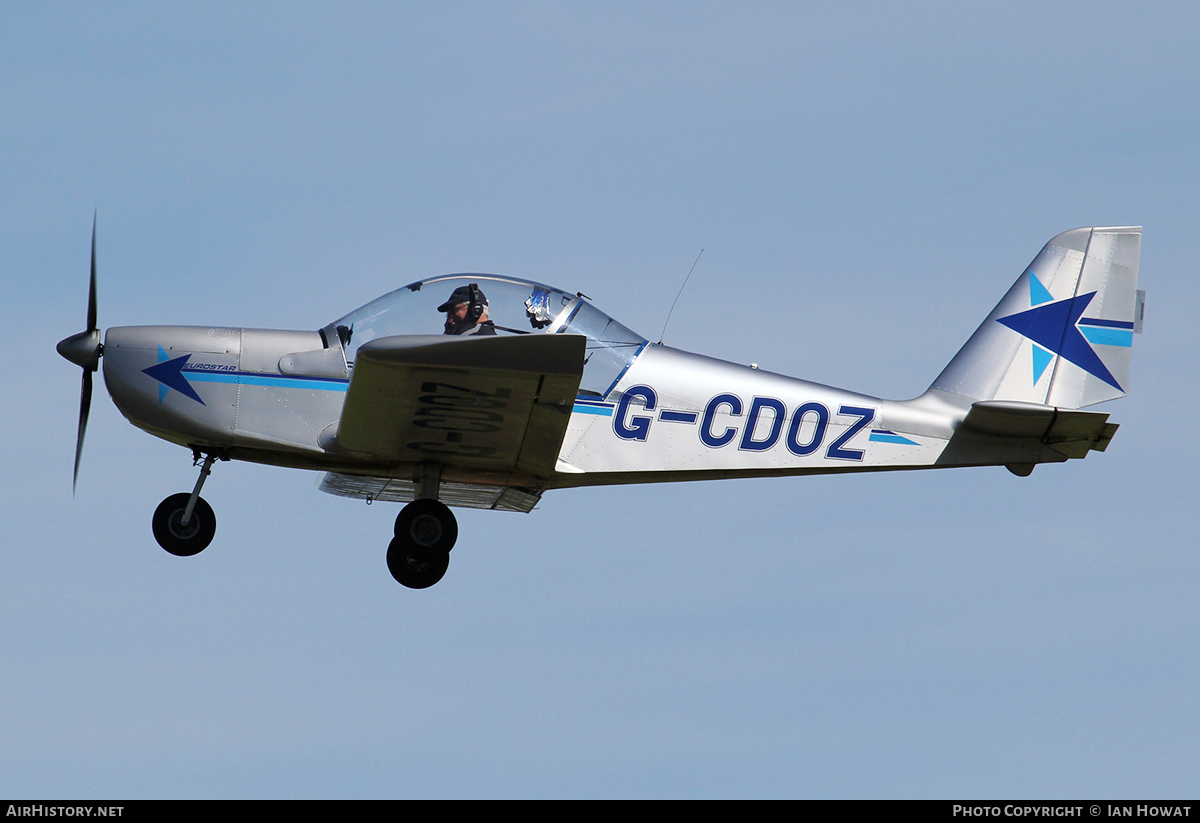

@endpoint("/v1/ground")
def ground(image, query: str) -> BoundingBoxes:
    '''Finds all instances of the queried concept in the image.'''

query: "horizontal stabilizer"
[960,400,1116,457]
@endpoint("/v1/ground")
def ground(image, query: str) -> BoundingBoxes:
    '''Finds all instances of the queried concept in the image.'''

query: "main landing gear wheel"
[387,539,451,589]
[152,492,216,557]
[393,498,458,559]
[387,499,458,588]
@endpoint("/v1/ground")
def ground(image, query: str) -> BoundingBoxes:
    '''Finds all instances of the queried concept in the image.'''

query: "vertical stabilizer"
[930,227,1142,409]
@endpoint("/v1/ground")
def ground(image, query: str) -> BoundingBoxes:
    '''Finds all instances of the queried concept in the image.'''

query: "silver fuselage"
[103,324,1074,497]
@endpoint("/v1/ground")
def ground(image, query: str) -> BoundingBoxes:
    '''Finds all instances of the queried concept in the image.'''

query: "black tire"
[387,537,450,589]
[152,493,216,557]
[393,499,458,557]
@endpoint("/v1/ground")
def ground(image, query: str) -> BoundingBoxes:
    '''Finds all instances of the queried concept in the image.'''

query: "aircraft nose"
[57,329,102,371]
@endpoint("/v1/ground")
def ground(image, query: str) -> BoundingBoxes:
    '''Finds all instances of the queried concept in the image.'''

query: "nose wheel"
[153,493,216,556]
[387,499,457,588]
[153,451,220,557]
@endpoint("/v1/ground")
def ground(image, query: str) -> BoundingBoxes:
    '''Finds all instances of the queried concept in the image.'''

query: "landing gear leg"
[387,499,457,589]
[152,452,219,557]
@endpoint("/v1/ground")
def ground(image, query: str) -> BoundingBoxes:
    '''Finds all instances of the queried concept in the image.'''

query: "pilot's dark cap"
[437,284,488,312]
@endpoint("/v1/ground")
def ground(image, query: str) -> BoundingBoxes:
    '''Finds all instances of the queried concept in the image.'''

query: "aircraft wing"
[333,333,585,479]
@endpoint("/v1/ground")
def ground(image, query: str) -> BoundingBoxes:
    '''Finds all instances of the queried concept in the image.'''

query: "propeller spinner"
[56,216,103,492]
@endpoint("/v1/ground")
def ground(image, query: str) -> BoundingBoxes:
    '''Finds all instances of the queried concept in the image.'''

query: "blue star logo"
[142,346,206,405]
[996,272,1123,391]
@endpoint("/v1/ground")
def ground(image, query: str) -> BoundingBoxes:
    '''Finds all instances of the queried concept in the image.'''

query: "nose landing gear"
[152,451,221,557]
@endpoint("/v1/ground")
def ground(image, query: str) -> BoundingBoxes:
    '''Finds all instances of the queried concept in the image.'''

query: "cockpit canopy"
[332,274,647,399]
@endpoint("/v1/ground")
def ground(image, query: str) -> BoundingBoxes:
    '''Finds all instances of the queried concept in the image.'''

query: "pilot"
[438,284,496,336]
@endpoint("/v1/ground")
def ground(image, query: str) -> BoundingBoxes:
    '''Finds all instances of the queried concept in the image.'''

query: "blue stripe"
[573,403,613,416]
[1079,317,1135,329]
[186,371,350,392]
[869,432,918,445]
[1079,326,1133,347]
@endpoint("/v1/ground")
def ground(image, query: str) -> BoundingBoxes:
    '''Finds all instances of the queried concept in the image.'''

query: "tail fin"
[930,226,1143,409]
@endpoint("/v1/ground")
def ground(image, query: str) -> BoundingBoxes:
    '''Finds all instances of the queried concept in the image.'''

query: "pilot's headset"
[466,283,486,323]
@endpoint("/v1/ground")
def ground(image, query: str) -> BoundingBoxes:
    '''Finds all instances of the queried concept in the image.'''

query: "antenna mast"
[658,249,704,345]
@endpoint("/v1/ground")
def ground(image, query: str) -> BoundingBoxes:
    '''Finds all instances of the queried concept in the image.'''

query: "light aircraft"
[58,225,1145,588]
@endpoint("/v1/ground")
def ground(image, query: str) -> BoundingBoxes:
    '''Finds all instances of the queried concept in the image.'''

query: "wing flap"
[319,472,543,512]
[336,334,585,476]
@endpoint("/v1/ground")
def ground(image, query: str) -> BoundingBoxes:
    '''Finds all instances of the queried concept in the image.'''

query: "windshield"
[333,274,647,399]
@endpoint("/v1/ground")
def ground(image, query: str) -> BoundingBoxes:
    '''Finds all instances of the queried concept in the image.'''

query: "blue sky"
[3,2,1198,797]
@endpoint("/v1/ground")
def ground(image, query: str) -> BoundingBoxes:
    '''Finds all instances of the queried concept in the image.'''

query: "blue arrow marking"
[997,291,1122,391]
[143,352,206,405]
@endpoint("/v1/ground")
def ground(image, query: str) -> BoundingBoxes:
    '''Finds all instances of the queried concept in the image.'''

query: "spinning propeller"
[56,216,103,492]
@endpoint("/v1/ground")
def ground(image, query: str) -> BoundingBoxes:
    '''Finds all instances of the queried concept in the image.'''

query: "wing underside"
[321,333,585,506]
